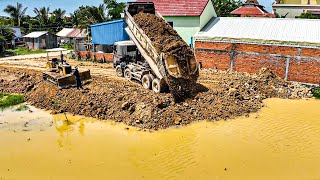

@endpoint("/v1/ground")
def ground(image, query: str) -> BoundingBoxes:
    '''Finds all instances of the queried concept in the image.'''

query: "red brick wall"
[195,41,320,84]
[235,44,298,56]
[288,58,320,84]
[77,51,113,62]
[195,42,232,51]
[301,48,320,59]
[233,54,287,79]
[197,51,230,70]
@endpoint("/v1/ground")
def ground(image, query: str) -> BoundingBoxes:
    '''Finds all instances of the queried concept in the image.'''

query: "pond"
[0,98,320,179]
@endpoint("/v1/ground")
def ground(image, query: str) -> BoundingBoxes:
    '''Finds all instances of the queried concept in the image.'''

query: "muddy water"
[0,99,320,179]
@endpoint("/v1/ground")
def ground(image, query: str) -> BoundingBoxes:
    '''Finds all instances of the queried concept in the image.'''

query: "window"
[168,21,174,27]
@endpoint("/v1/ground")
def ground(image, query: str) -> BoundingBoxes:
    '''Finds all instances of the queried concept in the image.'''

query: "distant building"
[137,0,217,45]
[90,20,130,53]
[231,0,275,17]
[56,28,87,44]
[12,27,22,39]
[194,17,320,84]
[24,31,58,49]
[273,0,320,18]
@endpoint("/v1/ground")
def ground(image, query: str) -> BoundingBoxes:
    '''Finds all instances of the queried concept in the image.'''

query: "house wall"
[163,16,200,45]
[200,0,217,30]
[281,0,319,4]
[45,34,58,49]
[273,6,304,17]
[25,34,57,49]
[195,41,320,84]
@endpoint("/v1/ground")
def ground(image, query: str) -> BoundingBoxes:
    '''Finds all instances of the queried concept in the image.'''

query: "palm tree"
[51,8,66,30]
[3,2,28,26]
[33,7,50,28]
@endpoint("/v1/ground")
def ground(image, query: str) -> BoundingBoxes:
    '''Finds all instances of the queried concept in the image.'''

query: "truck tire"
[142,74,152,89]
[116,65,123,77]
[152,78,164,93]
[124,69,132,80]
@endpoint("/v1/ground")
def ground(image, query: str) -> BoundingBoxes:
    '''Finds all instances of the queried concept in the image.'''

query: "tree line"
[0,0,125,34]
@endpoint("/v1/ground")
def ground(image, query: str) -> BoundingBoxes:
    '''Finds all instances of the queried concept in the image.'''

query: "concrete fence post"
[230,51,236,70]
[285,57,290,81]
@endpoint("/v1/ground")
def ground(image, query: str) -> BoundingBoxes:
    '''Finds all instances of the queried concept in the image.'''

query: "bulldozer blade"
[56,70,91,88]
[57,75,76,88]
[79,70,91,81]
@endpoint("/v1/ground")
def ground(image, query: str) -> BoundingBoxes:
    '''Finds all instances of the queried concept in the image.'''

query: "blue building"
[91,20,129,46]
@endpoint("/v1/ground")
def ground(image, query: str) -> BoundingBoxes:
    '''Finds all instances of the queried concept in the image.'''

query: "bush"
[15,104,30,111]
[0,94,25,110]
[60,42,74,50]
[312,88,320,99]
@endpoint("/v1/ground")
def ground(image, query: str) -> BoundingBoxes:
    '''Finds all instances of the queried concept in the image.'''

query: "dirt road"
[0,56,313,129]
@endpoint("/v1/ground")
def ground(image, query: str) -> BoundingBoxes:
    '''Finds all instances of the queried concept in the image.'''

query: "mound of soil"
[133,13,194,70]
[133,12,198,101]
[0,66,312,130]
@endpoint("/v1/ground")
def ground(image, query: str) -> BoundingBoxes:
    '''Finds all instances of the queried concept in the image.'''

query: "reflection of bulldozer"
[42,48,91,89]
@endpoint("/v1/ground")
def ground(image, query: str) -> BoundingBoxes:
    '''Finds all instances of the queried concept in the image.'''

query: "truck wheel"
[142,74,152,89]
[116,65,123,77]
[152,78,164,93]
[124,69,132,80]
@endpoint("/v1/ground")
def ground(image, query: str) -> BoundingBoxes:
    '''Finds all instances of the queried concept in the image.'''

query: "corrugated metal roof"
[56,28,74,37]
[56,28,87,38]
[195,17,320,46]
[91,20,129,45]
[24,31,48,38]
[91,20,124,27]
[136,0,209,16]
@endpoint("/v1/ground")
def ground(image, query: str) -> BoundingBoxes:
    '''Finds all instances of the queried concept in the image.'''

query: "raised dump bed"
[123,2,199,99]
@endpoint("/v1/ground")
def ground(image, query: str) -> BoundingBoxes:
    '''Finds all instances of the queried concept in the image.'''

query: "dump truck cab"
[113,40,137,68]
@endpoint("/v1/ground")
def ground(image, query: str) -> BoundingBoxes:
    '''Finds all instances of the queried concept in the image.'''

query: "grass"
[15,104,30,111]
[59,42,74,50]
[5,47,46,56]
[312,88,320,99]
[0,93,25,110]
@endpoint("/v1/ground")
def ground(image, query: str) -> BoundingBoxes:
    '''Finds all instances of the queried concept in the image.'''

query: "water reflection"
[53,114,86,148]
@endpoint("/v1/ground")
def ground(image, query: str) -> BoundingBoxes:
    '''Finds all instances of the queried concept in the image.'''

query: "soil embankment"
[0,65,312,130]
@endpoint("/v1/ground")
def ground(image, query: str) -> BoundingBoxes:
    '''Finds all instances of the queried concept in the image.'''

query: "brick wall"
[195,41,320,84]
[77,51,113,62]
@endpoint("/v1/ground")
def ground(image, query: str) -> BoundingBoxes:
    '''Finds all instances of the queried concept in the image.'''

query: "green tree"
[33,7,50,28]
[3,2,28,26]
[296,12,319,19]
[0,26,14,53]
[50,8,67,31]
[104,0,126,20]
[212,0,242,17]
[71,5,107,28]
[275,12,289,18]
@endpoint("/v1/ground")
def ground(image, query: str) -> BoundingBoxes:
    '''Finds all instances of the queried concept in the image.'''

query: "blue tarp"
[91,20,129,45]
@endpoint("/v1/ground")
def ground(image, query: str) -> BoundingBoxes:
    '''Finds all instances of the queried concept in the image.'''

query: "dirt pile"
[0,66,312,130]
[133,13,198,101]
[0,68,41,94]
[133,12,194,69]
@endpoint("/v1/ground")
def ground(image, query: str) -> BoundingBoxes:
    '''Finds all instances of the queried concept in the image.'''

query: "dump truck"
[114,2,199,95]
[42,48,91,89]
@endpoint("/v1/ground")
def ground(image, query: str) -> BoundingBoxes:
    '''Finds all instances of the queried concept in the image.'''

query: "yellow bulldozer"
[42,48,91,89]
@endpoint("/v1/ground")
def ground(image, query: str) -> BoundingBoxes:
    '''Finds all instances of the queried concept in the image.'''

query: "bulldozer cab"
[45,48,68,72]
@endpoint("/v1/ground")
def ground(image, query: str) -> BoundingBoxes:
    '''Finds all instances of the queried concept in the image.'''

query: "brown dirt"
[0,65,312,130]
[133,12,194,70]
[133,12,198,100]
